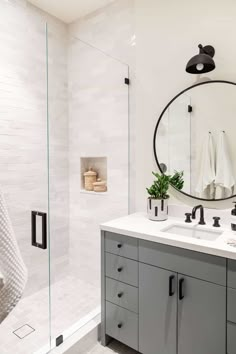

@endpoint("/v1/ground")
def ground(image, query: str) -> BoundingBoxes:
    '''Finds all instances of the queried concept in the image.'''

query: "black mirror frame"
[153,79,236,202]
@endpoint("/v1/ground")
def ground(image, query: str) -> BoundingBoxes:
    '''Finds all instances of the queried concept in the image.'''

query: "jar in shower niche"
[93,179,107,193]
[84,168,97,191]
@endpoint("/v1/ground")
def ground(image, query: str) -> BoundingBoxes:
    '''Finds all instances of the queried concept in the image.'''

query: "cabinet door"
[178,275,226,354]
[139,263,177,354]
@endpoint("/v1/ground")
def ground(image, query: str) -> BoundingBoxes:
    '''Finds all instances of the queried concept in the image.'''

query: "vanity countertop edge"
[100,212,236,260]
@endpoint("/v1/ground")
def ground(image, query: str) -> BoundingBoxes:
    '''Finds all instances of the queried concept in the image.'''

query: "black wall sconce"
[186,44,215,74]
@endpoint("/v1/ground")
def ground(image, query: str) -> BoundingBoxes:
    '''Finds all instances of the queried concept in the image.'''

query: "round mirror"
[154,80,236,201]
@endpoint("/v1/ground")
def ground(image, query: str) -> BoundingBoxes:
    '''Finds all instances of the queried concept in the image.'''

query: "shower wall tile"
[0,0,69,296]
[69,0,135,66]
[69,0,136,213]
[67,0,134,289]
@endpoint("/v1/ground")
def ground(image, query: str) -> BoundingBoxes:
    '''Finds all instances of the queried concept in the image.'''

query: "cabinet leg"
[101,332,111,347]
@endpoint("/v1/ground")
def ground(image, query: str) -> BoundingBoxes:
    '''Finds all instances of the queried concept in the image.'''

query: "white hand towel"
[195,133,216,199]
[215,132,235,199]
[0,190,28,323]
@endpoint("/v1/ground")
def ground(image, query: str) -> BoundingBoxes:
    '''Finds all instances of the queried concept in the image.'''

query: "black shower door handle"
[31,211,47,250]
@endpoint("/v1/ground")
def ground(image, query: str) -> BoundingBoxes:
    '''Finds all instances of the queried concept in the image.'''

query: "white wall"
[135,0,236,210]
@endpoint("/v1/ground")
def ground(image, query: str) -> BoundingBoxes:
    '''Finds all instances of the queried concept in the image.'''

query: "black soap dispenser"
[231,202,236,231]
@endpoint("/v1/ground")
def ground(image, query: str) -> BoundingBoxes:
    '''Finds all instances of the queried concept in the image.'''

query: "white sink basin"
[162,224,222,241]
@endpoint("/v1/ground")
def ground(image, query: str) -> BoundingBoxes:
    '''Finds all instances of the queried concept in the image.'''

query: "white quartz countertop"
[100,212,236,260]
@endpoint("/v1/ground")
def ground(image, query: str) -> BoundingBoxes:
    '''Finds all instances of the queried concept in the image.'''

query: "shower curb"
[50,312,101,354]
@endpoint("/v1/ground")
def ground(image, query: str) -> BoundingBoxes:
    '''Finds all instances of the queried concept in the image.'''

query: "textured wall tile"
[0,0,69,299]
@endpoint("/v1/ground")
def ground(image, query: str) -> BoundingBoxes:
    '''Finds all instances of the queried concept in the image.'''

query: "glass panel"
[0,2,50,354]
[48,35,129,346]
[156,94,191,193]
[168,94,191,193]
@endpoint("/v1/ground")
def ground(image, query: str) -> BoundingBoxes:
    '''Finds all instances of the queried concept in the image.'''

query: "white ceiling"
[28,0,115,23]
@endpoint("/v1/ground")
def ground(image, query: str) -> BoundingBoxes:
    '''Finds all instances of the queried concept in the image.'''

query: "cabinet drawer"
[228,260,236,289]
[139,240,226,286]
[228,288,236,323]
[105,253,138,287]
[105,232,138,260]
[228,322,236,354]
[106,278,138,313]
[106,302,138,351]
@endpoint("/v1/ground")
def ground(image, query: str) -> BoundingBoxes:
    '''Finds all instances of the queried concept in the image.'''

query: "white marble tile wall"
[65,0,135,292]
[0,0,69,299]
[69,0,136,210]
[68,37,129,290]
[69,0,135,66]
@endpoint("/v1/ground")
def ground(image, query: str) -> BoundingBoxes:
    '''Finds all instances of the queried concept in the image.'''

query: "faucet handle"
[213,217,221,227]
[185,213,192,223]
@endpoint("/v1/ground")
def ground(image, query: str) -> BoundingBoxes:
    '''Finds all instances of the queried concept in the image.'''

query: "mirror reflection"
[154,81,236,200]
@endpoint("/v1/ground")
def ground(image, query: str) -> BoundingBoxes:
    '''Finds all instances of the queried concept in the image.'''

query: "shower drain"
[13,324,35,339]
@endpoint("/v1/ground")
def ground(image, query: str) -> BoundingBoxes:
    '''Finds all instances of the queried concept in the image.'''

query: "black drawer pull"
[117,323,123,329]
[117,292,123,298]
[179,278,185,300]
[117,267,123,273]
[169,275,175,296]
[117,243,122,249]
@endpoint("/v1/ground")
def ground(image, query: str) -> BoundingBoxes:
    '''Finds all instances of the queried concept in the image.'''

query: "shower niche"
[80,157,108,194]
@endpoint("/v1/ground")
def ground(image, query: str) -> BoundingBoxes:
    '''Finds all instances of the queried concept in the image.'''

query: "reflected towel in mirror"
[195,132,216,199]
[0,190,28,324]
[215,131,235,199]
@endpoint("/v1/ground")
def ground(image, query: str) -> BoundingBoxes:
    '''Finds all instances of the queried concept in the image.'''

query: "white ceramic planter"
[147,197,169,221]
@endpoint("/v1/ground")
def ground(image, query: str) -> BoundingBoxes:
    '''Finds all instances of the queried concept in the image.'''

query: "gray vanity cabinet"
[101,231,227,354]
[139,266,226,354]
[178,275,226,354]
[139,263,177,354]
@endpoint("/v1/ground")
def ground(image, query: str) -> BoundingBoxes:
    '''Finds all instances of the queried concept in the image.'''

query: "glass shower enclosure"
[0,3,50,353]
[48,34,129,348]
[0,3,129,353]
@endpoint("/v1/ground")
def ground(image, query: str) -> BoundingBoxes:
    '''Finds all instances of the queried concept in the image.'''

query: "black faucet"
[192,205,206,225]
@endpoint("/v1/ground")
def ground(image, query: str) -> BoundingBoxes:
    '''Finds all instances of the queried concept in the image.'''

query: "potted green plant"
[146,171,184,221]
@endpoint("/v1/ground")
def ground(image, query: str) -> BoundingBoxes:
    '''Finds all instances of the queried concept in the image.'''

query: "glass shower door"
[48,35,129,345]
[0,2,51,353]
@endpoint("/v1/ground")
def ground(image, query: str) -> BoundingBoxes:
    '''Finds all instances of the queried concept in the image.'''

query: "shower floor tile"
[0,273,99,354]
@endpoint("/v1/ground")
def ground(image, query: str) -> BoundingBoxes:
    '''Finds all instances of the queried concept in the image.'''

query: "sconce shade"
[186,44,216,74]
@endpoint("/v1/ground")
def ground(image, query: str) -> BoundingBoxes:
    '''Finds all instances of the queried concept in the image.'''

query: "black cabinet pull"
[169,275,175,296]
[179,278,185,300]
[117,243,122,249]
[117,292,123,298]
[117,267,123,273]
[31,211,47,250]
[117,323,122,329]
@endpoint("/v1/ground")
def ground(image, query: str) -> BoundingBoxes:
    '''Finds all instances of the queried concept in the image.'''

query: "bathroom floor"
[0,273,99,354]
[89,340,139,353]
